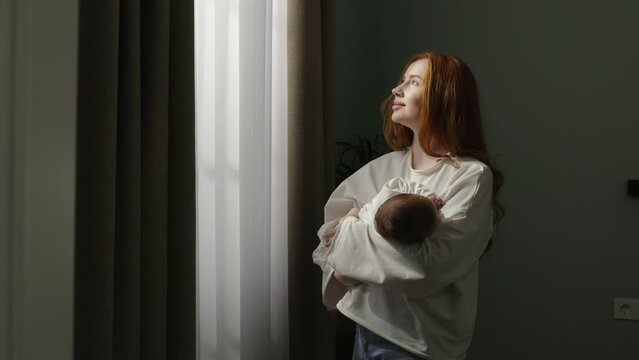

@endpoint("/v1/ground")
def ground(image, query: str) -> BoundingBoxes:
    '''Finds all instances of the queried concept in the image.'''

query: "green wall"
[326,1,639,358]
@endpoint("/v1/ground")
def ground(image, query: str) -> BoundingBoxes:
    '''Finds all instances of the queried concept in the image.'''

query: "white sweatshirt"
[312,150,493,360]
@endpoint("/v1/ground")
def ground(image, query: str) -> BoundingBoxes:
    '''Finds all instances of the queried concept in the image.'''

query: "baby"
[313,177,446,308]
[335,177,445,246]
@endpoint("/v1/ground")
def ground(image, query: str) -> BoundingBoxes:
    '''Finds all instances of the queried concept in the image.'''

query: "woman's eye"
[411,80,419,86]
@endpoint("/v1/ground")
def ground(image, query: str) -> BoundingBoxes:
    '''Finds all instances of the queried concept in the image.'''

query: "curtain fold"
[74,1,195,359]
[288,0,335,359]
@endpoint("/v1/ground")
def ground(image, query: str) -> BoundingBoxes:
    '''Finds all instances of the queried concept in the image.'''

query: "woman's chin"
[391,116,414,129]
[390,115,403,124]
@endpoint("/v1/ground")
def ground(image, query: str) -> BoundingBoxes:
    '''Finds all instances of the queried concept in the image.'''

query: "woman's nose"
[392,85,403,97]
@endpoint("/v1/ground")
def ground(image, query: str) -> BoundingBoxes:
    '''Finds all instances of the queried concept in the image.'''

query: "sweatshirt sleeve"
[325,164,493,299]
[311,220,348,309]
[312,154,400,308]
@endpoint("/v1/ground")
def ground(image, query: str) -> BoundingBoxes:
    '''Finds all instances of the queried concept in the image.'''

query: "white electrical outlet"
[613,298,639,320]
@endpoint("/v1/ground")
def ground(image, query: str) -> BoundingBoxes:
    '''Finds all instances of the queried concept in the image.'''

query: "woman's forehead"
[404,59,429,77]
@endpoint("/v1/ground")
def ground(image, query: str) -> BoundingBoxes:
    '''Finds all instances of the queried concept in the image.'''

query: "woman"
[314,52,504,360]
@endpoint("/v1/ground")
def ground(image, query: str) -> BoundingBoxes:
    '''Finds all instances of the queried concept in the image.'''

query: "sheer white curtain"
[194,0,288,359]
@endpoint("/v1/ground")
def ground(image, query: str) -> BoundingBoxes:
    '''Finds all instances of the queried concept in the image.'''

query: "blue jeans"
[352,324,423,360]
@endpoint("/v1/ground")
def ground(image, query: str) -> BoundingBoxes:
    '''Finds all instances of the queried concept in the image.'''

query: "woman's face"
[390,59,428,133]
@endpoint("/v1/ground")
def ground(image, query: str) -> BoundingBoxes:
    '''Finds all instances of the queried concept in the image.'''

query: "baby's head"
[374,193,443,245]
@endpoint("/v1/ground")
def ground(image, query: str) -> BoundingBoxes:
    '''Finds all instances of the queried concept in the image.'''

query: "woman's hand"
[333,271,361,287]
[323,226,337,248]
[324,207,360,248]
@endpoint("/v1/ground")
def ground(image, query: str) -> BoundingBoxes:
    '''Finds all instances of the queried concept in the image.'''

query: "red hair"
[381,52,504,224]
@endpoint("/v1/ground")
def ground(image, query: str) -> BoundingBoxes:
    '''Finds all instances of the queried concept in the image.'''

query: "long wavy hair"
[381,52,505,226]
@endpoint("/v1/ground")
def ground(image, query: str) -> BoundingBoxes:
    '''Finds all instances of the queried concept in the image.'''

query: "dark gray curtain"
[74,1,195,359]
[288,1,336,359]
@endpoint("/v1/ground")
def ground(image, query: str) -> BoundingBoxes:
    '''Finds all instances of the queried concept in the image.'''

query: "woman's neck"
[411,135,446,170]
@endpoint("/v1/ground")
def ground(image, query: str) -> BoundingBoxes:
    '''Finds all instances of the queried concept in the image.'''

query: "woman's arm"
[333,271,361,287]
[312,151,405,307]
[312,199,363,308]
[312,206,365,307]
[325,164,493,299]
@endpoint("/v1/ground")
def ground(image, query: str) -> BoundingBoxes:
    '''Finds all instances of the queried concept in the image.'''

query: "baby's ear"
[432,196,445,209]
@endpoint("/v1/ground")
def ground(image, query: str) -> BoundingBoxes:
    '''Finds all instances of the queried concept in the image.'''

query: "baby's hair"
[374,193,439,245]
